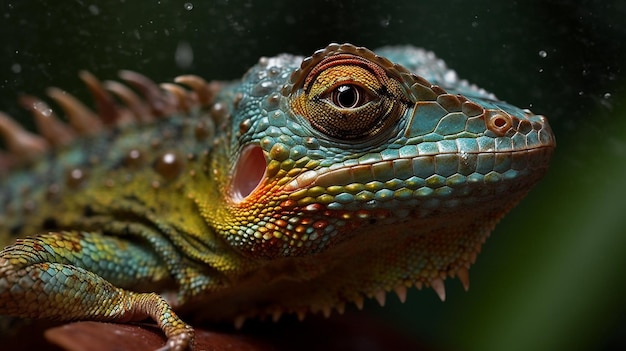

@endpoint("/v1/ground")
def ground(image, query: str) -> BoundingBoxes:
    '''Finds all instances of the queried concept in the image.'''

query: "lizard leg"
[0,231,193,351]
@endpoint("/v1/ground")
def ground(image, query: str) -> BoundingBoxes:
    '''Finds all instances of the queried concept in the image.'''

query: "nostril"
[493,115,507,127]
[230,144,267,203]
[486,111,513,136]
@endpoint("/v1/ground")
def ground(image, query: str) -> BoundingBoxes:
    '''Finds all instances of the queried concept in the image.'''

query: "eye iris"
[334,85,360,108]
[289,56,409,140]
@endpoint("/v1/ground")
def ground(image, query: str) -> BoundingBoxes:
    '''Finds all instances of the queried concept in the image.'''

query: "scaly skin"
[0,43,555,350]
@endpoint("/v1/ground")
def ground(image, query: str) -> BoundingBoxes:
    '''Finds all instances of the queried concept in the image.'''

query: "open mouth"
[230,144,267,203]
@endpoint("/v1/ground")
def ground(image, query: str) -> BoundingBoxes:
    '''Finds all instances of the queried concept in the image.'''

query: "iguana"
[0,43,555,350]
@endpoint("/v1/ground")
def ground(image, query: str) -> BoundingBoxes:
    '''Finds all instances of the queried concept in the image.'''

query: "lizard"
[0,43,555,350]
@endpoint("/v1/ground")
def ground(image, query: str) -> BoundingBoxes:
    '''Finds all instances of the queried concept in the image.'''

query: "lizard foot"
[156,325,194,351]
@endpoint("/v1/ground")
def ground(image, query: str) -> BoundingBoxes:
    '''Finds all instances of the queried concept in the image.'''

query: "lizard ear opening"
[230,144,267,203]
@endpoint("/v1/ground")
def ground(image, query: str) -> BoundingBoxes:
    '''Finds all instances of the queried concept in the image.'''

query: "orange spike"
[19,95,76,147]
[296,309,306,321]
[46,87,102,135]
[119,70,176,117]
[415,281,424,290]
[431,278,446,302]
[393,284,408,303]
[353,295,364,310]
[336,302,346,315]
[271,310,282,322]
[374,290,386,307]
[0,111,48,159]
[321,305,332,318]
[233,315,246,329]
[174,75,219,106]
[457,266,470,291]
[160,83,193,112]
[79,71,123,125]
[103,80,153,123]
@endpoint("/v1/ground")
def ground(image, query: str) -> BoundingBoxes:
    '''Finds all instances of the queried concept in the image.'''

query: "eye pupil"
[334,85,360,108]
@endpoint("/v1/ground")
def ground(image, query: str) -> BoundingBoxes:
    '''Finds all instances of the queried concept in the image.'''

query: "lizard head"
[202,43,554,312]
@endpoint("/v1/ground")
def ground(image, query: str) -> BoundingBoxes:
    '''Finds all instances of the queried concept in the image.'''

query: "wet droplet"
[124,148,144,168]
[538,50,547,58]
[252,81,276,97]
[267,67,281,77]
[600,92,614,109]
[32,100,53,117]
[210,102,229,123]
[264,93,281,111]
[154,152,184,181]
[184,2,193,10]
[239,119,252,135]
[66,168,87,188]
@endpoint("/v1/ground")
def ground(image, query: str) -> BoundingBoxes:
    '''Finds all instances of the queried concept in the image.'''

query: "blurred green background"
[1,1,625,350]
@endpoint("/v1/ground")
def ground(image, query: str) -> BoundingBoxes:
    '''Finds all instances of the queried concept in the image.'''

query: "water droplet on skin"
[184,2,193,10]
[155,152,185,181]
[66,168,87,188]
[124,149,144,168]
[33,101,53,117]
[604,92,612,99]
[538,50,547,58]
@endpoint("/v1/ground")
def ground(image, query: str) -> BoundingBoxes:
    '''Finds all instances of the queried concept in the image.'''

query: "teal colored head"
[213,44,555,265]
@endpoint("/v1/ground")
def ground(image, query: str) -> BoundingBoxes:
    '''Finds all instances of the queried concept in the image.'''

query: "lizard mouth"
[230,144,267,203]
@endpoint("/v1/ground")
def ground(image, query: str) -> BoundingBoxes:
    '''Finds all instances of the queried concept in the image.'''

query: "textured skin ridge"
[0,43,555,350]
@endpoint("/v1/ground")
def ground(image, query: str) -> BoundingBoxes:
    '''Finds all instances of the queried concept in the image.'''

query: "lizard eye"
[290,53,408,140]
[329,84,371,109]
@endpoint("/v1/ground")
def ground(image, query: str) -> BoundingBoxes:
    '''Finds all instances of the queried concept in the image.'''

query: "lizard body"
[0,44,555,350]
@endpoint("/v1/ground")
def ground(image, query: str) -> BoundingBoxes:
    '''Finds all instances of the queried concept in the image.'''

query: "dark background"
[1,1,625,350]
